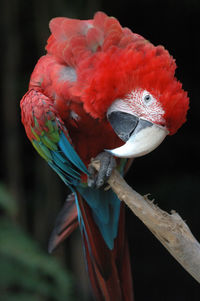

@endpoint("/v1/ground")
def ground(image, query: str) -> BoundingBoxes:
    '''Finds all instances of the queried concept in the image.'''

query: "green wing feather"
[30,114,88,186]
[31,117,60,161]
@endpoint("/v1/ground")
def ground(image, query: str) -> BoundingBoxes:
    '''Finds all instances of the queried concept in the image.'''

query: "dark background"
[0,0,200,300]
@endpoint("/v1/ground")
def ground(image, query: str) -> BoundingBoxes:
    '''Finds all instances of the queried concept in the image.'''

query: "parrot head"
[106,88,168,158]
[74,17,189,159]
[47,12,189,158]
[79,42,189,159]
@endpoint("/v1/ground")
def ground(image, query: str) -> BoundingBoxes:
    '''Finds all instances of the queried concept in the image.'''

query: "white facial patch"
[125,89,165,124]
[107,89,165,125]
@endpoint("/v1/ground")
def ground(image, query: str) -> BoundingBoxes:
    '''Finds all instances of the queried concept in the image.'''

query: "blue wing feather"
[51,151,80,179]
[48,162,73,186]
[44,130,88,187]
[58,132,89,175]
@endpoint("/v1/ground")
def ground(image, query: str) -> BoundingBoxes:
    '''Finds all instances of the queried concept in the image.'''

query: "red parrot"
[20,12,189,301]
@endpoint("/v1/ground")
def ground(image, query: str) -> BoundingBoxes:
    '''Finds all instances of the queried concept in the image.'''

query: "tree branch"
[91,160,200,284]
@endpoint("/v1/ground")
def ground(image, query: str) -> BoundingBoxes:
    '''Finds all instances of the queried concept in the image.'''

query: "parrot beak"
[106,111,168,158]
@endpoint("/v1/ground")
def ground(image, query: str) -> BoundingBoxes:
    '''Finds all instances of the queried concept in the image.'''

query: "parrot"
[20,11,189,301]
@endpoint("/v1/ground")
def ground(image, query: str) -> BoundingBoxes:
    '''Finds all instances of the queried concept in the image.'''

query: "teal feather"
[51,151,80,180]
[48,161,76,187]
[58,132,89,175]
[77,186,121,250]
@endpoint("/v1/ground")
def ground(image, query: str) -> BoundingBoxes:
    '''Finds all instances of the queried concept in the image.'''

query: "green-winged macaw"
[20,12,189,301]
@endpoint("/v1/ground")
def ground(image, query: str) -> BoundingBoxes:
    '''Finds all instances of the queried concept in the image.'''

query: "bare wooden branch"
[91,160,200,284]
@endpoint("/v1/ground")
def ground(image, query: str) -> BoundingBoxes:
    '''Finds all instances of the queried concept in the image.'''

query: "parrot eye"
[144,94,151,102]
[142,91,154,105]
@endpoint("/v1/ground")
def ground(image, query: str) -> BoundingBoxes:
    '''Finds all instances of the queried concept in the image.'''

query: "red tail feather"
[77,192,134,301]
[48,193,78,253]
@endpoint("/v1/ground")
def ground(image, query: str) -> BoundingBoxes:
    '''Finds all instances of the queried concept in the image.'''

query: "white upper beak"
[106,119,168,158]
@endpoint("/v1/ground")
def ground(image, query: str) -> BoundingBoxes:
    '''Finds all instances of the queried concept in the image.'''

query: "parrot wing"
[20,89,88,189]
[21,87,134,301]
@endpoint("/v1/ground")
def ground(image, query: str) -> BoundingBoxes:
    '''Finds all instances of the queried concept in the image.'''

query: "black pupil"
[144,95,151,103]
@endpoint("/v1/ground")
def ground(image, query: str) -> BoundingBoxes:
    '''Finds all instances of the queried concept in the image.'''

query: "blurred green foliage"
[0,184,75,301]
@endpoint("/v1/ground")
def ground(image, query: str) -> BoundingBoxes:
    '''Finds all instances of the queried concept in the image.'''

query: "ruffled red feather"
[46,11,189,135]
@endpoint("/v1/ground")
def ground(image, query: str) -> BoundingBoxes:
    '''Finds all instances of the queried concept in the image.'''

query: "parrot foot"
[88,152,116,188]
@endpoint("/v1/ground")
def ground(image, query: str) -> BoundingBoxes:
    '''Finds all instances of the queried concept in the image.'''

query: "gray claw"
[88,164,96,188]
[88,152,116,188]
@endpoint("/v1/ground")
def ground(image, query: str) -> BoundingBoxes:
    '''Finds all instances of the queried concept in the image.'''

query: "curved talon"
[88,152,116,188]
